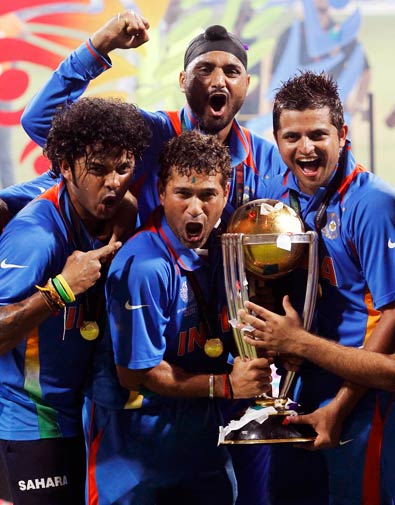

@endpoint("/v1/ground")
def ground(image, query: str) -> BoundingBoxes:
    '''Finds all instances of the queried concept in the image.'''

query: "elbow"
[20,107,32,137]
[116,365,144,391]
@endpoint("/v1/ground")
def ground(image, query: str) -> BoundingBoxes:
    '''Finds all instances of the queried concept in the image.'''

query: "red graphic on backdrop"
[0,2,123,175]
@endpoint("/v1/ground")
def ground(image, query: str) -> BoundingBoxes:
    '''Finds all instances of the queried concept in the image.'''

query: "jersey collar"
[181,105,249,167]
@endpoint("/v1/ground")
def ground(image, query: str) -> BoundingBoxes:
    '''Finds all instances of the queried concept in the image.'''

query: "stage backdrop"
[1,0,395,188]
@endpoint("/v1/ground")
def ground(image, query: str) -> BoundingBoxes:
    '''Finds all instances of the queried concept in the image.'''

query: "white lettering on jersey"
[18,475,68,491]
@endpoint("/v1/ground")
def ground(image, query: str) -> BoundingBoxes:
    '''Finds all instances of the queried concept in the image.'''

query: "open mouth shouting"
[185,221,204,245]
[208,92,227,117]
[296,157,321,177]
[100,194,119,215]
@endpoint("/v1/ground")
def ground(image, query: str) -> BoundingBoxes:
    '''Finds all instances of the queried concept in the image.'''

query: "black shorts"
[0,436,85,505]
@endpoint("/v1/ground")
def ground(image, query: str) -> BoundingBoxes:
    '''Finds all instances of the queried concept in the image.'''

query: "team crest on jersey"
[322,212,340,240]
[180,281,190,302]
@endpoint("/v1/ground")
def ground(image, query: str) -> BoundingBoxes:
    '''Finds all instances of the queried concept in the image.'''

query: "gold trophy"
[219,199,318,444]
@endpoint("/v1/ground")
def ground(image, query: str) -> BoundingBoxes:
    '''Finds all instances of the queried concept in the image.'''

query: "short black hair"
[273,71,344,134]
[158,130,231,189]
[44,97,151,177]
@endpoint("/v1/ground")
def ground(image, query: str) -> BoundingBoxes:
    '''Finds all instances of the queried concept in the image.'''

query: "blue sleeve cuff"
[72,39,113,78]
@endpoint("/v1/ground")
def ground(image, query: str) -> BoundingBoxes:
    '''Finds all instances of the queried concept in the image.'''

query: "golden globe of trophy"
[219,199,319,444]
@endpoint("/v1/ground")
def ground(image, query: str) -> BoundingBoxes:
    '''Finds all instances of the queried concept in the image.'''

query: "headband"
[184,25,248,70]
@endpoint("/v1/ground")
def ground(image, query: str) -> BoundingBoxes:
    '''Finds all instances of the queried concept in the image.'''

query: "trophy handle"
[222,233,257,359]
[278,230,319,400]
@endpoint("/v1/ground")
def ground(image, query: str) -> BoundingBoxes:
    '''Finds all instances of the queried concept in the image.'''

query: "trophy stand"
[219,199,319,444]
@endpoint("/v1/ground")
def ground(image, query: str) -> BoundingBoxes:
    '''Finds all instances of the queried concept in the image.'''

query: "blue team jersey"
[0,172,56,215]
[264,142,395,408]
[10,39,285,222]
[0,182,99,440]
[133,107,284,224]
[104,207,232,412]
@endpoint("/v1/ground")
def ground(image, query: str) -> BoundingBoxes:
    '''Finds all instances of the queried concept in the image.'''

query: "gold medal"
[204,338,224,358]
[80,321,100,341]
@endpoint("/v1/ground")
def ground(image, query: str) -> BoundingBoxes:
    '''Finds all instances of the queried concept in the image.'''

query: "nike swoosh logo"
[37,186,46,193]
[124,301,149,311]
[339,438,354,446]
[388,239,395,249]
[0,259,28,269]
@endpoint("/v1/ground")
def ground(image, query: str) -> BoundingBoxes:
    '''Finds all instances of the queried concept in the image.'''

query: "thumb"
[283,295,298,318]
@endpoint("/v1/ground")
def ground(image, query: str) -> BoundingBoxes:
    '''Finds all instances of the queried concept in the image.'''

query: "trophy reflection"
[219,199,318,444]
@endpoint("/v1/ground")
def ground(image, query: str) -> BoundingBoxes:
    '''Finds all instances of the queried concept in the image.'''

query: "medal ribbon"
[58,189,105,337]
[184,270,223,358]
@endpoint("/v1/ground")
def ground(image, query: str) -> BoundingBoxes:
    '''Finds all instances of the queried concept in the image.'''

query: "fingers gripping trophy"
[219,199,319,444]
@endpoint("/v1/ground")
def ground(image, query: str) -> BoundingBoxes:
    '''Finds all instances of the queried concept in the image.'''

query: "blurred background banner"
[1,0,395,188]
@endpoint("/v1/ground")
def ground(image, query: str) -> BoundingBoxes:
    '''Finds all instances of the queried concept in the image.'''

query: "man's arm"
[239,297,395,391]
[21,11,149,147]
[240,298,395,448]
[0,242,121,355]
[117,355,272,400]
[0,172,57,217]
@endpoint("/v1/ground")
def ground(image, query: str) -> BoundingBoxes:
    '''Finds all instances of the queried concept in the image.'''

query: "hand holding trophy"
[219,199,318,444]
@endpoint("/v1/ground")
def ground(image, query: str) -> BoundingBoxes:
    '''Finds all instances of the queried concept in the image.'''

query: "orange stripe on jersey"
[85,41,110,70]
[362,290,381,345]
[283,169,291,187]
[87,402,103,505]
[233,124,248,153]
[24,327,60,438]
[36,180,63,209]
[362,396,383,505]
[165,111,182,136]
[240,126,257,173]
[338,164,367,201]
[24,327,41,399]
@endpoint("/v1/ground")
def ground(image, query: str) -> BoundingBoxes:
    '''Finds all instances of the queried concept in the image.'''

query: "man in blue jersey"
[0,13,283,503]
[0,96,150,505]
[238,71,395,505]
[0,11,284,229]
[239,299,395,391]
[84,129,273,504]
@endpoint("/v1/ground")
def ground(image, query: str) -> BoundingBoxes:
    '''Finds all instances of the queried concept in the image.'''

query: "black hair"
[44,97,151,177]
[158,130,231,189]
[273,71,344,134]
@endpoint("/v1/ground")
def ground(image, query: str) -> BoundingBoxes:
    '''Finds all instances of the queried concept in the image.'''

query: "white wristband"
[209,374,215,399]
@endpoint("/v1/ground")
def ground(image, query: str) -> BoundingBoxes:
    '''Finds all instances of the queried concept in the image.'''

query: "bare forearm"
[241,299,395,392]
[0,293,51,354]
[297,334,395,392]
[117,362,226,398]
[318,303,395,418]
[117,355,271,400]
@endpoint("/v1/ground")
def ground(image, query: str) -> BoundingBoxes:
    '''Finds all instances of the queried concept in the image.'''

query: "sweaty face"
[275,107,347,195]
[159,169,229,249]
[61,148,135,233]
[180,51,250,139]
